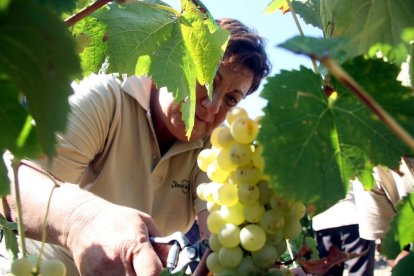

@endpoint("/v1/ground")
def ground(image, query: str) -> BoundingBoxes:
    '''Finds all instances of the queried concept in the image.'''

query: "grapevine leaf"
[320,0,414,64]
[38,0,77,14]
[292,0,322,29]
[0,0,81,158]
[391,252,414,276]
[382,193,414,259]
[263,0,290,15]
[0,0,11,11]
[73,16,107,76]
[95,1,228,137]
[0,215,19,259]
[0,78,41,159]
[258,58,414,212]
[279,35,347,60]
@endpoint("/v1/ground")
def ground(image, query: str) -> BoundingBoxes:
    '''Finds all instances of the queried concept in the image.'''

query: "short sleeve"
[41,74,122,183]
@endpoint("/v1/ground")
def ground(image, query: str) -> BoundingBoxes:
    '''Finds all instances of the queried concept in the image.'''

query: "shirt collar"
[121,75,152,111]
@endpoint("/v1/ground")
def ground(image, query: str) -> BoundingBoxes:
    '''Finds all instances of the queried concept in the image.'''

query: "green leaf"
[0,0,81,158]
[95,0,228,137]
[73,16,107,76]
[383,193,414,259]
[279,35,347,59]
[38,0,77,14]
[292,0,322,29]
[320,0,414,64]
[258,58,414,212]
[0,215,19,259]
[391,252,414,276]
[263,0,290,14]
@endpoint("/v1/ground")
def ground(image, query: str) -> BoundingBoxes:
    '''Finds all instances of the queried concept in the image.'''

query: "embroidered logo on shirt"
[171,180,190,194]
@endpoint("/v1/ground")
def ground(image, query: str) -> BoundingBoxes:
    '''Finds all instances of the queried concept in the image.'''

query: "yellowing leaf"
[264,0,290,15]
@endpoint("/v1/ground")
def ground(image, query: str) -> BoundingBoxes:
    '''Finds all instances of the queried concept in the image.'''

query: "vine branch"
[321,57,414,153]
[65,0,111,27]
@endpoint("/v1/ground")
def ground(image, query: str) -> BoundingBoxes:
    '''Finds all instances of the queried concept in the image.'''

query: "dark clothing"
[315,224,376,276]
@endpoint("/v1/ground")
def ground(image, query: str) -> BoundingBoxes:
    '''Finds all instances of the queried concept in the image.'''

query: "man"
[1,18,271,275]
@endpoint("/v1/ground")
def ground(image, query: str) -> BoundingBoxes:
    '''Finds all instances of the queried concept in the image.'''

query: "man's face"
[155,62,254,142]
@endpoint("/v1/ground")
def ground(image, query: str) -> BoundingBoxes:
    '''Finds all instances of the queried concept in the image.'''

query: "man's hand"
[9,164,168,276]
[65,200,168,275]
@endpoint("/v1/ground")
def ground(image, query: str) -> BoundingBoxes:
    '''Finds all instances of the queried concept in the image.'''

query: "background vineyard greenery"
[0,0,413,273]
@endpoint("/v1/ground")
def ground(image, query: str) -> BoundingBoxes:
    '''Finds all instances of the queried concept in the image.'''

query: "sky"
[165,0,322,119]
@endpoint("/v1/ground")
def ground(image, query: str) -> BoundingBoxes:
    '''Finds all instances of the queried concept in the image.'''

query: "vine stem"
[321,57,414,153]
[11,159,26,257]
[65,0,111,27]
[285,0,318,73]
[35,184,57,271]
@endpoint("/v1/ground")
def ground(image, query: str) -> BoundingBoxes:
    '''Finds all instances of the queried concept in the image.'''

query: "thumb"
[132,241,163,276]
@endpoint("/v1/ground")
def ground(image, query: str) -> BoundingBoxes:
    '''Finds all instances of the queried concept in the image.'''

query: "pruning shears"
[150,232,209,274]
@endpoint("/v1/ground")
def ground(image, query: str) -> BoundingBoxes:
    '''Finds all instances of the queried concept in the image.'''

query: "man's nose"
[201,93,222,114]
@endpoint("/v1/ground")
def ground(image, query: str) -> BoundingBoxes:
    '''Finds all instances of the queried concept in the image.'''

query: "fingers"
[132,241,163,276]
[137,211,170,265]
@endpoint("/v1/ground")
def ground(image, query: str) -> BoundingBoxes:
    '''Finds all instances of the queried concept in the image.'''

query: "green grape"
[218,246,243,268]
[243,201,264,223]
[218,223,241,247]
[75,33,91,53]
[270,196,290,213]
[251,243,278,269]
[230,117,258,144]
[196,183,208,201]
[209,233,223,252]
[202,182,219,203]
[207,210,226,234]
[286,202,306,220]
[216,183,238,206]
[220,202,245,225]
[266,231,284,246]
[207,201,220,212]
[260,209,285,234]
[240,224,266,252]
[266,267,293,276]
[11,257,33,276]
[197,148,217,172]
[251,144,265,171]
[211,126,236,149]
[39,259,66,276]
[229,143,253,166]
[275,240,287,258]
[219,267,239,276]
[237,183,259,205]
[234,164,261,184]
[237,256,258,276]
[207,163,229,182]
[217,148,237,171]
[206,252,224,274]
[257,179,272,205]
[282,218,302,239]
[226,107,248,125]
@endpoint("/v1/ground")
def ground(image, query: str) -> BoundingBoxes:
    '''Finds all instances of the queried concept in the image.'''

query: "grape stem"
[321,56,414,153]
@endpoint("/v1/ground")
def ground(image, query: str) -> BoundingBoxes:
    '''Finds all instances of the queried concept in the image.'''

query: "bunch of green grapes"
[197,107,305,276]
[11,255,66,276]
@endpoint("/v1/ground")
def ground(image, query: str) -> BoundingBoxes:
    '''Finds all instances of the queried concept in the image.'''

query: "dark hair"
[217,18,271,95]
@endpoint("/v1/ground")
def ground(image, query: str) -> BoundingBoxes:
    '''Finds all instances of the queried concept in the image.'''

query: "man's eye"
[226,95,239,107]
